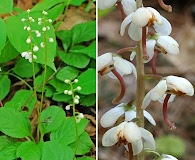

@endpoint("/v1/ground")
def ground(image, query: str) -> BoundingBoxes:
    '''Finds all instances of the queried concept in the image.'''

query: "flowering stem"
[136,0,145,160]
[158,0,172,12]
[111,69,126,104]
[142,27,149,61]
[116,2,126,20]
[163,94,176,130]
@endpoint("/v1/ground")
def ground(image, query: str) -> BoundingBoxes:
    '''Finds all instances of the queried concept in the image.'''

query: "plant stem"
[136,0,145,160]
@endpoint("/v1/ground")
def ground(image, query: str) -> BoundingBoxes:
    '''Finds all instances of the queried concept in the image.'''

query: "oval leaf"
[0,75,10,101]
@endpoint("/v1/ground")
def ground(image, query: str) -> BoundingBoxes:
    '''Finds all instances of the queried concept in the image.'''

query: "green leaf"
[69,132,93,155]
[76,157,95,160]
[41,141,74,160]
[32,0,67,11]
[0,75,11,101]
[4,90,36,117]
[0,136,15,150]
[16,141,43,160]
[74,68,96,95]
[56,30,72,52]
[81,94,96,106]
[0,141,22,160]
[50,117,88,145]
[41,106,66,135]
[47,3,65,21]
[49,77,70,92]
[6,12,56,71]
[156,135,185,158]
[56,66,79,81]
[0,40,19,63]
[0,18,7,53]
[13,58,41,78]
[72,21,96,44]
[0,108,32,138]
[52,93,72,103]
[0,0,13,14]
[70,41,96,59]
[70,0,86,6]
[58,50,90,69]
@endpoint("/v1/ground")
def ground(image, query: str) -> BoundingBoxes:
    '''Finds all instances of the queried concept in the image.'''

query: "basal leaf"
[16,141,43,160]
[0,18,7,53]
[72,21,96,44]
[0,75,11,101]
[52,93,72,103]
[13,58,41,78]
[41,141,74,160]
[0,141,22,160]
[70,41,96,59]
[0,108,32,138]
[69,132,93,155]
[58,50,90,69]
[47,3,65,21]
[56,66,79,81]
[50,117,88,145]
[41,106,66,135]
[4,90,36,117]
[32,0,67,11]
[76,157,95,160]
[74,68,96,95]
[81,94,96,107]
[70,0,86,6]
[0,40,19,63]
[0,0,13,14]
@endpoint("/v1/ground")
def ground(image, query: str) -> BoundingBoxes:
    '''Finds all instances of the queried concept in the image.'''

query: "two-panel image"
[0,0,194,160]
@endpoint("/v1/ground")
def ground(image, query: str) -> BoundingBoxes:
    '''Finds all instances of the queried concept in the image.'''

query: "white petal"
[114,58,132,75]
[98,53,113,71]
[120,13,133,36]
[144,39,156,63]
[132,7,151,27]
[157,36,179,55]
[131,139,143,155]
[122,0,136,15]
[128,22,142,41]
[123,122,141,143]
[142,79,167,109]
[125,110,136,121]
[130,51,136,61]
[98,0,117,10]
[100,103,125,128]
[139,127,156,150]
[153,16,172,35]
[161,154,178,160]
[147,7,162,24]
[102,127,118,146]
[143,110,156,125]
[166,76,194,96]
[129,62,137,78]
[157,94,176,103]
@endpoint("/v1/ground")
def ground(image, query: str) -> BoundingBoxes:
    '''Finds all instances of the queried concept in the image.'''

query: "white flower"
[27,9,30,13]
[33,46,39,52]
[98,0,117,10]
[130,34,179,63]
[42,27,47,31]
[100,103,156,128]
[40,42,45,48]
[76,86,81,91]
[160,154,178,160]
[21,18,25,22]
[21,51,37,63]
[120,7,172,41]
[26,27,31,31]
[102,122,155,155]
[142,76,194,109]
[49,38,54,42]
[74,99,79,104]
[42,10,48,15]
[48,19,52,23]
[98,53,137,79]
[26,38,31,44]
[121,0,136,15]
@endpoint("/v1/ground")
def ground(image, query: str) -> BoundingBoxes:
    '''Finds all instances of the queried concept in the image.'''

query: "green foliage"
[156,135,185,158]
[0,0,95,159]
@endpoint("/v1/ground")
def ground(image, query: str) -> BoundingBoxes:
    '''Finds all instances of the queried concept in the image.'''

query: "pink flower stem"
[142,26,149,61]
[116,47,136,54]
[116,2,126,20]
[128,143,135,160]
[111,69,126,104]
[158,0,172,12]
[151,50,158,74]
[163,94,176,130]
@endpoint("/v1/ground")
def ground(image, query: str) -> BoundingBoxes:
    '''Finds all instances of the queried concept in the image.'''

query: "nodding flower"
[120,7,172,41]
[102,121,156,155]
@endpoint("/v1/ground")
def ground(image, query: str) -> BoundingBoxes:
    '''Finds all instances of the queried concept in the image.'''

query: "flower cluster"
[20,9,54,62]
[98,0,194,159]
